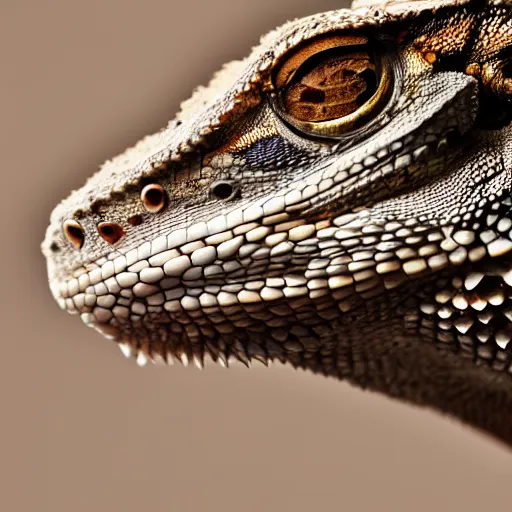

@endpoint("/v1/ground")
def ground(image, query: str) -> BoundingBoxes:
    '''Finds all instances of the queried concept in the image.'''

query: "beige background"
[1,1,511,511]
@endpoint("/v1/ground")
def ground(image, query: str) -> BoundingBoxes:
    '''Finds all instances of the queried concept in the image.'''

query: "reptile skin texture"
[42,0,512,445]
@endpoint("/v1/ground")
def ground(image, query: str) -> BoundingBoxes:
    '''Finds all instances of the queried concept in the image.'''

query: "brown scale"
[413,14,476,57]
[414,9,512,103]
[283,52,377,123]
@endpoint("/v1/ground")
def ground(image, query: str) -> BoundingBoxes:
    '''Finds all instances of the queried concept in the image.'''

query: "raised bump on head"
[141,184,167,213]
[63,219,85,249]
[97,222,125,244]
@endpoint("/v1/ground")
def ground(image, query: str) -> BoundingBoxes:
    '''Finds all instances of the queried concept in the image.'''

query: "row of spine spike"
[116,337,343,376]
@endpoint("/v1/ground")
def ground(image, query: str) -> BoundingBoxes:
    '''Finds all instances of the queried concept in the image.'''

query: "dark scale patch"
[243,136,308,170]
[409,5,512,128]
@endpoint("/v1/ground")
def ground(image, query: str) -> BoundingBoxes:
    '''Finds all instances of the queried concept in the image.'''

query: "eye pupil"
[299,87,325,104]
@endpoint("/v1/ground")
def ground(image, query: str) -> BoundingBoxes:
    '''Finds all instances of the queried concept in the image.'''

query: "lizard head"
[42,0,512,407]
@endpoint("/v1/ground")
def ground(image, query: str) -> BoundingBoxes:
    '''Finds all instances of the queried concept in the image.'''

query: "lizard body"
[42,0,512,444]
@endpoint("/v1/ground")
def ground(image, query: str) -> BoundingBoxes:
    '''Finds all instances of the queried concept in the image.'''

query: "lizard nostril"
[63,220,85,249]
[141,184,167,213]
[98,222,124,244]
[210,180,238,200]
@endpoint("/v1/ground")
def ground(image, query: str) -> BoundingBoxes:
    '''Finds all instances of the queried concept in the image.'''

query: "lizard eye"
[272,34,392,138]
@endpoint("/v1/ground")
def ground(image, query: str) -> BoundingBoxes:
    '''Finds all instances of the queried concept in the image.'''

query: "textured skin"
[42,0,512,445]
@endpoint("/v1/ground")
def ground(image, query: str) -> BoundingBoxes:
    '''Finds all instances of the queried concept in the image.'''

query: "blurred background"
[1,1,511,511]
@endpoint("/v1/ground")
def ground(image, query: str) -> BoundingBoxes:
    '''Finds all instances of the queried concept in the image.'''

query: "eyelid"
[274,33,369,90]
[271,34,393,139]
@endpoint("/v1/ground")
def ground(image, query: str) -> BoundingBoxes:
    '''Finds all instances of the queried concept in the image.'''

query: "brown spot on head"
[423,51,437,65]
[97,222,124,245]
[127,214,143,226]
[479,59,512,102]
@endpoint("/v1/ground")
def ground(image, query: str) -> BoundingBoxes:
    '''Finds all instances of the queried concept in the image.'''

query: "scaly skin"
[42,0,512,444]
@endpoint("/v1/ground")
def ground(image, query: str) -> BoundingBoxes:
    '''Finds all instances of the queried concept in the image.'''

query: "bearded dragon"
[42,0,512,445]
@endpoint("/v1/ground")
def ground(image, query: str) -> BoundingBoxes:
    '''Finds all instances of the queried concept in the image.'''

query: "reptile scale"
[42,0,512,445]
